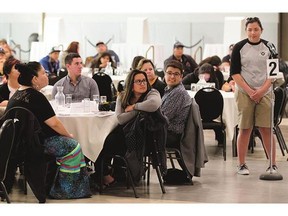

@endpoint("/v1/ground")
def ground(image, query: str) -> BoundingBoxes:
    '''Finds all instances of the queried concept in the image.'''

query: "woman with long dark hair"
[93,69,162,186]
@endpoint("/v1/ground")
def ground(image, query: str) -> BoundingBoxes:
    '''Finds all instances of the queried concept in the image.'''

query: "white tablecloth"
[57,112,118,162]
[188,90,237,141]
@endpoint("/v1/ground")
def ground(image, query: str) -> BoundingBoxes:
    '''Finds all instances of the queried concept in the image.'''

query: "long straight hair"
[120,69,151,109]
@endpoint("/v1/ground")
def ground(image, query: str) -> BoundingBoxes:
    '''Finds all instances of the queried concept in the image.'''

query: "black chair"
[272,86,288,155]
[0,119,17,203]
[194,87,227,160]
[117,80,125,93]
[165,104,195,185]
[92,72,116,102]
[143,129,166,193]
[232,125,267,158]
[232,86,288,157]
[99,111,167,198]
[155,68,164,81]
[100,142,166,198]
[0,107,48,203]
[99,154,140,198]
[166,148,193,184]
[165,99,207,185]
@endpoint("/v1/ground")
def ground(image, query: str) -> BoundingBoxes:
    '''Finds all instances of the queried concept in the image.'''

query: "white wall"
[0,13,279,68]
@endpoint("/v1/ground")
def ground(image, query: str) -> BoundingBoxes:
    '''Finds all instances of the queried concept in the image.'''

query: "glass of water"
[83,98,90,113]
[100,96,107,104]
[65,94,72,108]
[92,95,99,112]
[93,95,99,104]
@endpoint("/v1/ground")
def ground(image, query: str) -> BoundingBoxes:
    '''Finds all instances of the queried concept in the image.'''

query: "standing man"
[52,53,99,102]
[231,17,278,175]
[164,41,198,78]
[40,46,61,76]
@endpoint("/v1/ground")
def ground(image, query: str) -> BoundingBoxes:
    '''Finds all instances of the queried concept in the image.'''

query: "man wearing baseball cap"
[85,41,120,67]
[164,41,198,77]
[39,46,61,76]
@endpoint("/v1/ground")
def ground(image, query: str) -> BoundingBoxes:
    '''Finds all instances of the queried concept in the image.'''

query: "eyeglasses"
[165,71,181,77]
[134,79,147,85]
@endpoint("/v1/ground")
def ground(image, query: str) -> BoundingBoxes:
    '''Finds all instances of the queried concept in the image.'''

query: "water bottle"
[55,86,65,111]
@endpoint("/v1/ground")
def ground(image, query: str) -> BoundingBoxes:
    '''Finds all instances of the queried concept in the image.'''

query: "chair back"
[155,68,164,81]
[1,107,44,161]
[0,106,47,203]
[274,86,287,126]
[194,87,224,122]
[0,119,16,182]
[92,72,116,101]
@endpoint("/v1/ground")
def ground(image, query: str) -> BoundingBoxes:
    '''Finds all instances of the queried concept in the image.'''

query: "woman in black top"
[182,63,220,90]
[91,51,116,75]
[6,62,91,199]
[137,58,166,97]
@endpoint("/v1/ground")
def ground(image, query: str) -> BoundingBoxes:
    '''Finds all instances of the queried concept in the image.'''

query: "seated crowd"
[2,37,275,202]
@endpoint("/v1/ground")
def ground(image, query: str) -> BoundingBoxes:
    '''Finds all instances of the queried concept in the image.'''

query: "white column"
[126,17,149,44]
[223,17,246,48]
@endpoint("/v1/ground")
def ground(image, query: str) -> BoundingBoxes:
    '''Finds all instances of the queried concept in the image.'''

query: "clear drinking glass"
[92,95,99,112]
[83,98,90,113]
[100,96,107,104]
[93,95,99,104]
[65,94,72,108]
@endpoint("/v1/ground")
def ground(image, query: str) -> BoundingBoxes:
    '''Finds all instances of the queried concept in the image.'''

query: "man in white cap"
[164,41,198,77]
[40,46,61,76]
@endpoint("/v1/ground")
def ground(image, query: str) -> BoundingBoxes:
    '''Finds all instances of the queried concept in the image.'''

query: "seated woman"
[182,63,220,90]
[5,62,91,199]
[0,56,20,107]
[93,69,162,186]
[137,58,166,97]
[91,51,116,75]
[130,55,144,70]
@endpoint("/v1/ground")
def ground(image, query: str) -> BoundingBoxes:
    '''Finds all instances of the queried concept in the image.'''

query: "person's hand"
[125,104,135,112]
[250,89,264,104]
[100,62,108,68]
[229,80,235,92]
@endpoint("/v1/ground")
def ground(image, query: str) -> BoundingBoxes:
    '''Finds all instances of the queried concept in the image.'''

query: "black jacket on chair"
[0,107,48,203]
[123,109,168,182]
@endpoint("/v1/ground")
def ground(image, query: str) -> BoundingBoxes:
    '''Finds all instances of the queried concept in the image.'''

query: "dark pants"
[166,131,187,171]
[94,125,127,181]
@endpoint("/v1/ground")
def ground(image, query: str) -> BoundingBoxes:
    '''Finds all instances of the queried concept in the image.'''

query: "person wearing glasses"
[161,60,191,150]
[230,17,278,175]
[92,69,162,187]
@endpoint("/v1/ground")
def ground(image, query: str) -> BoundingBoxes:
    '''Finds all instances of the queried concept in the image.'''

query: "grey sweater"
[115,88,161,125]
